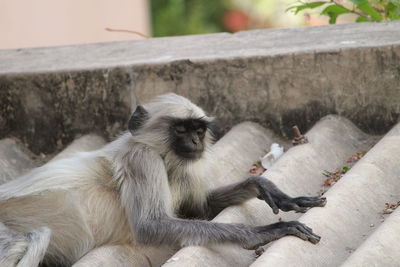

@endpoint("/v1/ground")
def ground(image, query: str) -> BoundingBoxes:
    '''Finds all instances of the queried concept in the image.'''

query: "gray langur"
[0,93,326,266]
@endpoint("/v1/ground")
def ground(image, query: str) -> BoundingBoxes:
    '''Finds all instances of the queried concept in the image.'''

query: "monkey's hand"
[243,221,321,250]
[251,176,327,214]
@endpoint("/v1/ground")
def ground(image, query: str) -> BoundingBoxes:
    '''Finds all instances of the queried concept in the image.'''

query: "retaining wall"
[1,21,399,154]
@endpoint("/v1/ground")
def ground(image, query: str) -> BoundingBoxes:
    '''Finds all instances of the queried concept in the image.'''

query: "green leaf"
[386,2,400,20]
[301,1,328,9]
[349,0,368,5]
[388,11,400,20]
[355,16,371,22]
[321,4,352,15]
[357,3,383,21]
[389,0,400,6]
[342,166,350,173]
[321,4,352,23]
[286,1,328,14]
[329,14,338,23]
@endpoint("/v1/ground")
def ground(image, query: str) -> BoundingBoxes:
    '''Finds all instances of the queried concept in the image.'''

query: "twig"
[292,125,308,146]
[105,28,150,39]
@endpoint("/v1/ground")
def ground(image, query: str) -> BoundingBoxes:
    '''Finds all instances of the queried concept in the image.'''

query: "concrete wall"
[1,21,399,154]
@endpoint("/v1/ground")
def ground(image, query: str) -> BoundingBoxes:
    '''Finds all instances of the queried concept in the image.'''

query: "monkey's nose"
[191,135,200,145]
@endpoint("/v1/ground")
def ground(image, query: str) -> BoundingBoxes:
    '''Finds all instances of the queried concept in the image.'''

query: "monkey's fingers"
[287,222,321,244]
[280,201,308,213]
[305,230,321,244]
[293,196,327,208]
[295,223,321,244]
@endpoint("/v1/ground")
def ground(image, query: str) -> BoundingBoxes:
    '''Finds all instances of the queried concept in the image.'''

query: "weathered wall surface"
[1,21,399,154]
[0,70,132,154]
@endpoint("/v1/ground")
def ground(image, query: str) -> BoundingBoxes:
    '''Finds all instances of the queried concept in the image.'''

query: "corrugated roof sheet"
[0,116,398,266]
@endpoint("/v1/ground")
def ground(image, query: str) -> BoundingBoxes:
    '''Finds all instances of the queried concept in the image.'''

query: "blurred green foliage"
[150,0,229,37]
[287,0,400,24]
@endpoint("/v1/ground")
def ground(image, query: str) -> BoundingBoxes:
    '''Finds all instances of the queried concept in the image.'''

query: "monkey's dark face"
[170,118,208,160]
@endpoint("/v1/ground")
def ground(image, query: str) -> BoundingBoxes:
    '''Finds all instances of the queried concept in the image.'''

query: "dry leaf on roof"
[382,201,400,214]
[322,152,364,187]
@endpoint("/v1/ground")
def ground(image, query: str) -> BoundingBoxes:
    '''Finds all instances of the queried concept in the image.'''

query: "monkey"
[0,93,326,266]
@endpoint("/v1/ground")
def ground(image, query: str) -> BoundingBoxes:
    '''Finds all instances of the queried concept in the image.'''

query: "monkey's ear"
[128,105,149,135]
[206,118,222,139]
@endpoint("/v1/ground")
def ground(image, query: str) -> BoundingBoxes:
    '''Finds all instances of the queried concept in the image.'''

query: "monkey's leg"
[0,222,51,267]
[206,176,327,218]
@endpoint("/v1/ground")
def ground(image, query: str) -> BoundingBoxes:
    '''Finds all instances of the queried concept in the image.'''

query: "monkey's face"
[170,118,208,160]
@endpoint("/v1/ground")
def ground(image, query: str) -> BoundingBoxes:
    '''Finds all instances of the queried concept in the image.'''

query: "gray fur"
[0,93,325,266]
[0,222,28,267]
[17,227,51,267]
[0,222,50,267]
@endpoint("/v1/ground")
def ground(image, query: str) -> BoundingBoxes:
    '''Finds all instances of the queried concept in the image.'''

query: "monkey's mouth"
[176,150,203,160]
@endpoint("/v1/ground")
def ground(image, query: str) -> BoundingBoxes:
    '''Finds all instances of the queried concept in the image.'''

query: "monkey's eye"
[196,128,205,136]
[175,126,186,134]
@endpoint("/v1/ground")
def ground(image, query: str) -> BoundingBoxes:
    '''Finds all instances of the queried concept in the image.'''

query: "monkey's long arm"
[206,176,327,219]
[114,145,320,249]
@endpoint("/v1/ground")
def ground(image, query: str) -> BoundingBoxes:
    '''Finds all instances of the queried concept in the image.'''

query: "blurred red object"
[223,10,249,32]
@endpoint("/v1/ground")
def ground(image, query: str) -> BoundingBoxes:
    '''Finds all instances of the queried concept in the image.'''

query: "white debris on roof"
[260,143,284,169]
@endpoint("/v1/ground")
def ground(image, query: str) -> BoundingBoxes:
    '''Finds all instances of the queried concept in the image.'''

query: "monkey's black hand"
[252,176,327,214]
[244,221,321,250]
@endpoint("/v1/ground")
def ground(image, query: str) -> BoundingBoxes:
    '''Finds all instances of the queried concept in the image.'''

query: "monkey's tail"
[16,227,52,267]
